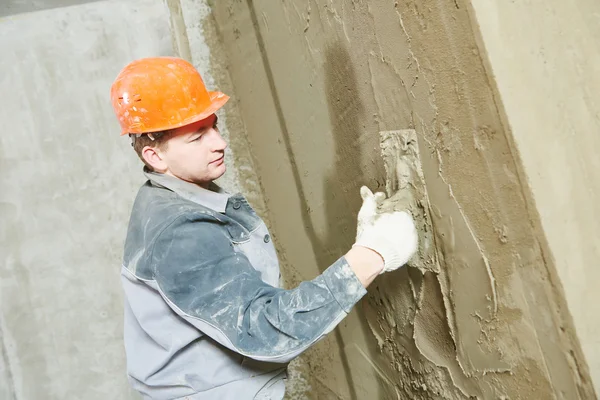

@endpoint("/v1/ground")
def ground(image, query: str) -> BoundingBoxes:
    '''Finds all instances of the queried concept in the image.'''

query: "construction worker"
[111,57,418,400]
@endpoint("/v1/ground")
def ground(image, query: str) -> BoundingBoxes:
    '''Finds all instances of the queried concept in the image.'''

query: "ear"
[142,145,168,173]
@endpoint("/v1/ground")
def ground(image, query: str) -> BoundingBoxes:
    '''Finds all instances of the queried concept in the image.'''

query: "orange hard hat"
[110,57,229,135]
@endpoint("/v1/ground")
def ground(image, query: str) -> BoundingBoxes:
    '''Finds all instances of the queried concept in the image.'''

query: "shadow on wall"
[246,0,392,392]
[316,44,369,266]
[300,42,390,400]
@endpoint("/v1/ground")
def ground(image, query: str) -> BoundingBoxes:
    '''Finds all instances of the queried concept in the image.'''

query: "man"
[111,57,417,400]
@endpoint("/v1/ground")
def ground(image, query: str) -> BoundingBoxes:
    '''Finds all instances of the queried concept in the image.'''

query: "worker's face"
[153,114,227,187]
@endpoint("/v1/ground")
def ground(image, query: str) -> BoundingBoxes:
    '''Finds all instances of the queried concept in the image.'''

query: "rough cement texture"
[0,1,174,398]
[0,0,103,17]
[213,0,596,398]
[469,0,600,393]
[0,1,271,398]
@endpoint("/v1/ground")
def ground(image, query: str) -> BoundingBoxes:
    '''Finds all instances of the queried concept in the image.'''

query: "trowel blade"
[379,130,437,272]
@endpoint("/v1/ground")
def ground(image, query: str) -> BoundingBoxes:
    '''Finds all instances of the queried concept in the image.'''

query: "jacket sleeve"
[150,213,366,363]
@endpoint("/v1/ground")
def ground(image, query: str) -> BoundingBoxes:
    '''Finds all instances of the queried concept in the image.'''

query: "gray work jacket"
[121,171,367,399]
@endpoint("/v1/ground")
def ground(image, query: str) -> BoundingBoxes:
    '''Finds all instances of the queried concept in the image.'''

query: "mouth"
[210,154,225,165]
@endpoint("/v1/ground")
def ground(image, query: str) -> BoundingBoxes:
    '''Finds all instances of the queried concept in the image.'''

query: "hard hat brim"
[120,91,230,135]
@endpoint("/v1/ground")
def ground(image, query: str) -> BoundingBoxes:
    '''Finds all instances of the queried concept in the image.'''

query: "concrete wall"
[0,2,172,398]
[213,0,596,398]
[0,0,268,398]
[0,1,103,18]
[469,1,600,393]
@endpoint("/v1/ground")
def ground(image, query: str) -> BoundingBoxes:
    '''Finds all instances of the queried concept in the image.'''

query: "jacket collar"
[144,169,230,213]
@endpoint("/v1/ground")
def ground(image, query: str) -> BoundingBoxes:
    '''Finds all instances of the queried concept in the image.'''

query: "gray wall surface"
[0,0,104,17]
[0,1,174,398]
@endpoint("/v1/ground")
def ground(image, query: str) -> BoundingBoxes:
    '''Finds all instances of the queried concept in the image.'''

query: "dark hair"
[130,131,171,171]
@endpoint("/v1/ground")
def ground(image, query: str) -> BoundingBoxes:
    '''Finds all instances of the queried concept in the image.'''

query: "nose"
[208,128,228,151]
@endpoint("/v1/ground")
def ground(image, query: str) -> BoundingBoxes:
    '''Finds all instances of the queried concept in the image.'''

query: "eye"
[189,133,203,142]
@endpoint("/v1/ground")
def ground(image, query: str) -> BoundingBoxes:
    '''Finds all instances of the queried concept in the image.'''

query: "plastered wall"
[469,2,600,393]
[213,1,596,398]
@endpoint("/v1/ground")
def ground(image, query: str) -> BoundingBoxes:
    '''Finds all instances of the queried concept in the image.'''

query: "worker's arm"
[151,215,367,363]
[151,186,416,364]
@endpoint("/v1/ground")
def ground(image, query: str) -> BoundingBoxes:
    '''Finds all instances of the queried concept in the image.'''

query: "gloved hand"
[354,186,418,273]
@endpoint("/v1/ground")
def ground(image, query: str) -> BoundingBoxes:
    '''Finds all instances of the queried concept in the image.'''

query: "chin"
[210,164,227,181]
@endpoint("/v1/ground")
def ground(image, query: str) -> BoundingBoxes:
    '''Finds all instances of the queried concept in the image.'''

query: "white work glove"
[354,186,418,273]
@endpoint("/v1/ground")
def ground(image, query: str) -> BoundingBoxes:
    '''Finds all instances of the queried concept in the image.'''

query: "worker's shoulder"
[123,182,224,278]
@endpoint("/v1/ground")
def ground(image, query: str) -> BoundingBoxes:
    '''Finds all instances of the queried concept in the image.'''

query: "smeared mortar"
[214,0,592,397]
[379,129,437,273]
[361,129,507,398]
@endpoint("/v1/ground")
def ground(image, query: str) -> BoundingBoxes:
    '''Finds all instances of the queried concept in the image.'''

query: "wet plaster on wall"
[467,1,600,392]
[213,2,351,398]
[214,0,594,399]
[365,0,593,396]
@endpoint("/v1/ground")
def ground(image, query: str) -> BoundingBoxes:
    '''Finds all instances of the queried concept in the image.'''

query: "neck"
[198,181,212,190]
